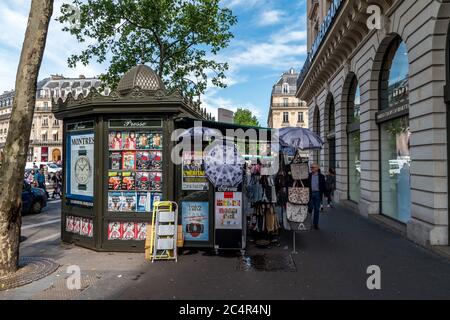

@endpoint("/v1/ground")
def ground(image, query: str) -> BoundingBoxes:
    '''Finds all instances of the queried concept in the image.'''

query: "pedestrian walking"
[51,172,62,199]
[35,167,49,198]
[308,163,326,230]
[325,168,336,208]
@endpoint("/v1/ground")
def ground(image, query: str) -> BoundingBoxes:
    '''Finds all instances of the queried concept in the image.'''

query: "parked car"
[22,180,48,215]
[46,162,63,174]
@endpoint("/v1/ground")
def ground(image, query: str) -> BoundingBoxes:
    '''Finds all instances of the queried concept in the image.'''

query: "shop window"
[379,38,411,223]
[348,75,361,203]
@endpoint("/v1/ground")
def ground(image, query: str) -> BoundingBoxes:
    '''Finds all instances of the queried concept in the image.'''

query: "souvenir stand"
[174,119,277,253]
[53,64,213,252]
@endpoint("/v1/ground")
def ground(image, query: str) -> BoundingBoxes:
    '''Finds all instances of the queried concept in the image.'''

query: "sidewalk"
[1,204,449,300]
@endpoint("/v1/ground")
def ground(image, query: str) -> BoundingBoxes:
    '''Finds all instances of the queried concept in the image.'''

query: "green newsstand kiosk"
[53,65,212,252]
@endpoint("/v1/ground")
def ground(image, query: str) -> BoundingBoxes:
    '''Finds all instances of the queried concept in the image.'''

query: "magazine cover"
[108,222,122,240]
[108,172,122,190]
[149,151,163,170]
[88,219,94,238]
[109,132,123,150]
[135,222,147,240]
[137,132,151,150]
[81,218,91,236]
[109,151,122,170]
[136,151,150,170]
[108,192,122,212]
[121,171,135,190]
[122,151,136,170]
[149,172,163,191]
[66,216,74,232]
[150,192,163,210]
[124,131,137,150]
[135,172,150,190]
[122,192,137,212]
[137,192,150,212]
[73,217,82,234]
[151,133,163,149]
[122,222,136,240]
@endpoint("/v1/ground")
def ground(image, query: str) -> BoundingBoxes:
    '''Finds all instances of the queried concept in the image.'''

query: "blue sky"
[0,0,308,125]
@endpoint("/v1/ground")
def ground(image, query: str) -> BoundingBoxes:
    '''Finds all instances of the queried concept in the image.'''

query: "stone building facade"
[297,0,450,248]
[0,75,104,163]
[268,68,308,129]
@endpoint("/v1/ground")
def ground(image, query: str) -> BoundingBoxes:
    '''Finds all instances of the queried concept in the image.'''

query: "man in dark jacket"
[308,163,326,230]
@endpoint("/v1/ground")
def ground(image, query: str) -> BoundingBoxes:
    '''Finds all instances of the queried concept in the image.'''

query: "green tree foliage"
[58,0,237,101]
[234,108,260,127]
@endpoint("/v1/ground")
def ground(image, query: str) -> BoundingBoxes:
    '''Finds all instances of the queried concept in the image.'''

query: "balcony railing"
[272,103,305,108]
[298,0,345,90]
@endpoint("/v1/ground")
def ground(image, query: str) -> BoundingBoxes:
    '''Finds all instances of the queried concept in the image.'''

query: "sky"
[0,0,308,126]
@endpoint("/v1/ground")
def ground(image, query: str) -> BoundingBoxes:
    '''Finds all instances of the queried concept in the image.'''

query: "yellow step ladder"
[148,201,178,262]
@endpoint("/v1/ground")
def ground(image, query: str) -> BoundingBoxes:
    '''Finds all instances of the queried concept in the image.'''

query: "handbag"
[286,202,308,223]
[291,163,309,180]
[288,180,310,205]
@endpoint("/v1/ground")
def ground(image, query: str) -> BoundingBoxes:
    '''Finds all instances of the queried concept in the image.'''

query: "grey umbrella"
[279,127,324,150]
[204,142,244,188]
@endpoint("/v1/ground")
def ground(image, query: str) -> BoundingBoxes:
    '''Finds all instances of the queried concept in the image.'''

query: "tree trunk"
[0,0,53,277]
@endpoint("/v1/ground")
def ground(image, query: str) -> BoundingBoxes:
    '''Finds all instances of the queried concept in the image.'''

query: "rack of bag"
[286,161,312,232]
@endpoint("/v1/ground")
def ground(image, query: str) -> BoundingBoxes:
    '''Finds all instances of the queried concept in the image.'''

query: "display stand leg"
[292,231,298,255]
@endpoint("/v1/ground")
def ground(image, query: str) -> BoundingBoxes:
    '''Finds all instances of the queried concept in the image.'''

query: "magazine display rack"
[150,201,178,262]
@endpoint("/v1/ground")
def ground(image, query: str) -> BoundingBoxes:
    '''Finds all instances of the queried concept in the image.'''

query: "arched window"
[379,37,411,223]
[327,94,336,170]
[313,107,321,164]
[348,75,361,203]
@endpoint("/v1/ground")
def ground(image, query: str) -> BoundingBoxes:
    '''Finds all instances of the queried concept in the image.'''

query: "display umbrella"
[279,127,324,150]
[204,141,244,188]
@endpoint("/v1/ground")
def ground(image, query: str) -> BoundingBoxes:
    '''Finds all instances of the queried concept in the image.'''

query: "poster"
[182,151,209,191]
[68,133,94,201]
[215,192,242,230]
[182,202,209,242]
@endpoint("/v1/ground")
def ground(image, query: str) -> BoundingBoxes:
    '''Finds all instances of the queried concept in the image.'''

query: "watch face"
[75,156,91,185]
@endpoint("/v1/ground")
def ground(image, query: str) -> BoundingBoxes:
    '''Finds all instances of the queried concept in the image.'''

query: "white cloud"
[257,10,284,26]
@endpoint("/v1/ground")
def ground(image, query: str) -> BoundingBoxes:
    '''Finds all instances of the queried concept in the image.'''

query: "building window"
[283,98,289,107]
[298,112,304,123]
[282,83,289,94]
[348,75,361,203]
[313,107,321,164]
[42,117,48,127]
[283,112,289,123]
[379,38,410,223]
[53,132,59,142]
[42,132,48,142]
[53,119,59,126]
[44,102,49,110]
